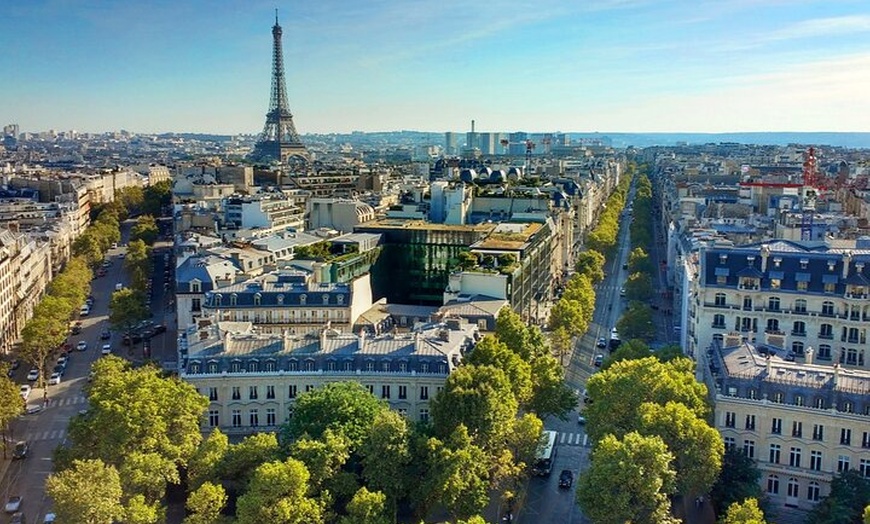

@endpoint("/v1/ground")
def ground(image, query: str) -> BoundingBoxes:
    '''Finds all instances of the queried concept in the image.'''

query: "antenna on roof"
[275,7,279,25]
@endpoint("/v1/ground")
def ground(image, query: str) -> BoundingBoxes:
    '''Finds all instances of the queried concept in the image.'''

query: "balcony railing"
[790,331,807,337]
[818,333,834,340]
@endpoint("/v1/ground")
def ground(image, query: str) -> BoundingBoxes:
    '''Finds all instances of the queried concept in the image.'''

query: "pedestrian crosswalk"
[49,395,87,407]
[557,431,588,447]
[26,429,66,442]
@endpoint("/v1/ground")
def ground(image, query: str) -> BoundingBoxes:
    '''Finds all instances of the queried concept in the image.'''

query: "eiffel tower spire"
[250,10,308,163]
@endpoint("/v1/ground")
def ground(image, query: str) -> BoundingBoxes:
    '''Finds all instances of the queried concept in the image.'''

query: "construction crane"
[800,147,818,241]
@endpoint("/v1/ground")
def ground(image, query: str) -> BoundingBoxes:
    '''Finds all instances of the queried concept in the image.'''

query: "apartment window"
[304,360,315,372]
[231,387,241,400]
[421,362,430,373]
[743,440,755,459]
[838,455,850,473]
[265,360,276,372]
[768,297,780,311]
[800,259,809,269]
[419,408,430,423]
[810,451,822,471]
[300,294,307,305]
[772,392,784,404]
[208,410,219,428]
[818,345,832,360]
[366,361,375,372]
[725,411,736,428]
[266,385,275,399]
[191,281,201,293]
[230,361,242,373]
[207,361,219,374]
[787,478,800,499]
[793,321,806,336]
[231,409,241,428]
[381,385,391,399]
[306,385,315,392]
[821,301,835,316]
[840,428,851,446]
[253,293,261,306]
[792,342,804,356]
[715,293,726,306]
[771,418,782,435]
[276,294,284,305]
[794,395,805,407]
[792,421,803,438]
[769,444,781,464]
[824,282,836,294]
[366,384,374,395]
[815,397,826,409]
[420,386,429,400]
[724,437,736,452]
[713,314,725,328]
[860,459,870,478]
[745,414,756,430]
[794,299,807,313]
[747,388,758,400]
[266,408,276,426]
[337,294,344,305]
[862,431,870,448]
[248,360,259,373]
[767,475,780,494]
[807,482,820,502]
[288,385,297,399]
[249,386,258,400]
[208,387,218,401]
[743,297,753,309]
[344,361,354,372]
[398,385,407,400]
[813,424,824,441]
[399,362,407,372]
[288,360,298,372]
[397,408,408,418]
[789,447,802,468]
[771,277,781,290]
[797,281,808,291]
[249,409,259,427]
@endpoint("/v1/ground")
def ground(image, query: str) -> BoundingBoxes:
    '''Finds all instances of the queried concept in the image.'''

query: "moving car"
[76,341,88,351]
[57,355,68,367]
[593,354,604,367]
[101,344,112,355]
[19,385,31,400]
[48,372,62,385]
[12,441,28,460]
[100,329,112,340]
[577,413,586,425]
[596,337,607,348]
[5,495,22,513]
[558,470,574,489]
[26,369,39,381]
[619,287,626,297]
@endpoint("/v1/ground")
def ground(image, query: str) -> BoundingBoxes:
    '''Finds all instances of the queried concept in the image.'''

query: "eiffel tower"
[250,10,308,163]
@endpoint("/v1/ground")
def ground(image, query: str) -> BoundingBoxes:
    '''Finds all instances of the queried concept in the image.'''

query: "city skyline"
[2,0,870,135]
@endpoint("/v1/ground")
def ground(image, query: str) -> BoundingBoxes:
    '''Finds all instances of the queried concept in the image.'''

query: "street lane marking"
[560,432,567,444]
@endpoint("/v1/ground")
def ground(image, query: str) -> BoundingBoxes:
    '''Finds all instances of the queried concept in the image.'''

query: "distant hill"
[570,132,870,149]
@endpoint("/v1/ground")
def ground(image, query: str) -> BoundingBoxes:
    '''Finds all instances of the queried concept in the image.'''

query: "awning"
[795,273,811,282]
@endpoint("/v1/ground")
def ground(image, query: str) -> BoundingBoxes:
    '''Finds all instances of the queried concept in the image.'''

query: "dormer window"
[230,360,242,373]
[254,293,262,306]
[828,261,836,271]
[189,361,201,374]
[719,254,728,264]
[207,361,219,374]
[300,294,307,305]
[747,256,755,263]
[800,258,809,269]
[276,294,284,305]
[773,257,782,268]
[322,294,329,305]
[230,294,238,306]
[191,280,201,293]
[288,360,298,371]
[214,294,222,306]
[248,360,259,373]
[337,295,344,305]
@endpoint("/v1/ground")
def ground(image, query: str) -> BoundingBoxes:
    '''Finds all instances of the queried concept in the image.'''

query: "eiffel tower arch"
[250,11,309,164]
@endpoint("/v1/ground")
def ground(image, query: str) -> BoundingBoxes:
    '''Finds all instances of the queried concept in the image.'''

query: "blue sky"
[2,0,869,134]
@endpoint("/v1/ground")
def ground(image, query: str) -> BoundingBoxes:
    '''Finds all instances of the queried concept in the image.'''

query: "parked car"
[12,441,28,460]
[596,337,607,348]
[26,369,39,381]
[5,495,22,513]
[558,470,574,489]
[100,330,112,340]
[76,341,88,351]
[153,324,167,335]
[44,512,57,523]
[101,344,112,355]
[593,354,604,367]
[10,513,25,524]
[577,413,586,425]
[80,305,90,316]
[48,373,62,386]
[53,365,66,377]
[70,325,82,335]
[57,355,68,367]
[19,385,31,400]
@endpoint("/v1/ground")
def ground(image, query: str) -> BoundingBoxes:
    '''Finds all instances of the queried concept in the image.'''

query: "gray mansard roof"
[203,271,352,308]
[181,321,478,376]
[176,255,241,294]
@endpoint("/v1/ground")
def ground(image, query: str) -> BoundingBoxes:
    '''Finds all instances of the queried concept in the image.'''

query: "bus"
[531,430,558,476]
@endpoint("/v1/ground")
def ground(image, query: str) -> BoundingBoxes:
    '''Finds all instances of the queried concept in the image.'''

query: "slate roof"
[203,271,352,308]
[176,255,241,294]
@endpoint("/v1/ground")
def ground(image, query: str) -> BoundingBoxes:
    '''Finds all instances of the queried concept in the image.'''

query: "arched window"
[322,294,329,305]
[214,294,222,306]
[768,297,780,311]
[300,294,307,305]
[337,294,345,305]
[766,319,779,332]
[792,341,804,355]
[767,475,779,494]
[248,360,259,373]
[793,321,806,336]
[288,360,298,372]
[189,361,201,374]
[276,294,284,305]
[807,481,820,502]
[787,478,800,498]
[230,294,238,306]
[794,299,807,313]
[822,301,835,316]
[254,293,262,306]
[207,361,219,374]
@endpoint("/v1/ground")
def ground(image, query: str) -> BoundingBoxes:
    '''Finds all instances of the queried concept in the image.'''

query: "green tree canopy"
[806,470,870,524]
[143,180,172,217]
[638,401,724,496]
[219,432,281,492]
[465,334,532,405]
[280,381,388,452]
[235,458,324,524]
[576,432,678,524]
[63,356,208,469]
[360,410,412,520]
[628,247,653,274]
[720,498,767,524]
[339,487,391,524]
[602,338,651,370]
[288,429,351,491]
[710,448,763,516]
[584,356,709,442]
[431,364,518,453]
[625,272,653,302]
[548,298,587,337]
[46,459,125,524]
[187,429,229,490]
[119,451,180,504]
[561,273,596,325]
[183,482,228,524]
[575,250,606,283]
[108,288,149,334]
[131,214,159,245]
[0,370,24,456]
[527,354,577,420]
[616,301,656,342]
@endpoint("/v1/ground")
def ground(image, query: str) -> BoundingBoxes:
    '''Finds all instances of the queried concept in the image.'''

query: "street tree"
[288,429,351,491]
[625,271,653,302]
[119,451,180,504]
[124,239,151,294]
[123,495,162,524]
[187,429,229,490]
[108,288,149,335]
[584,357,710,443]
[655,344,685,363]
[45,459,125,524]
[20,296,71,389]
[143,180,172,217]
[280,381,388,452]
[417,425,491,521]
[710,448,763,516]
[575,250,606,283]
[548,298,586,338]
[339,487,391,524]
[561,273,596,325]
[131,214,159,245]
[73,232,104,267]
[117,186,145,214]
[602,338,651,369]
[721,498,767,524]
[576,432,678,524]
[806,470,870,524]
[183,482,229,524]
[495,308,533,359]
[628,247,653,274]
[504,413,544,473]
[616,301,656,341]
[527,354,577,420]
[431,364,517,453]
[0,370,23,457]
[48,256,92,308]
[235,458,324,524]
[63,356,208,469]
[864,505,869,524]
[465,334,532,405]
[360,410,412,521]
[550,326,572,366]
[638,401,724,496]
[219,432,281,492]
